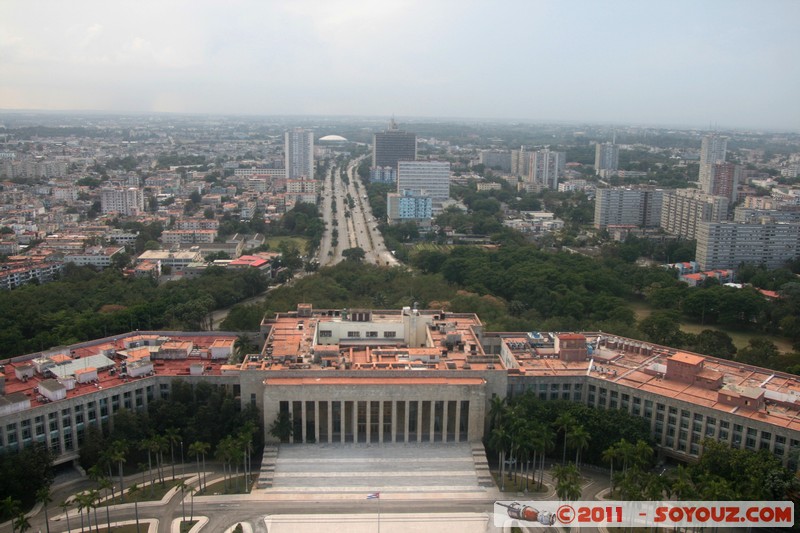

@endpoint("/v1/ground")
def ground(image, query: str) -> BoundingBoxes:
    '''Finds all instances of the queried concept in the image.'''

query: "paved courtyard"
[263,442,492,496]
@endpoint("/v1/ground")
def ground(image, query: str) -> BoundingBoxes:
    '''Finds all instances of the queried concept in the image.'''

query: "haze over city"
[2,0,799,130]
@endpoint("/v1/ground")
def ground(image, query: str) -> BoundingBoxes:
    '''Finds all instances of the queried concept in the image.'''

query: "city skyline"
[1,0,799,131]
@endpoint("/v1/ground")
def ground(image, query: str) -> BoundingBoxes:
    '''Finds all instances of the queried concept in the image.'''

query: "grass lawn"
[180,520,198,533]
[264,236,309,254]
[491,471,547,493]
[97,525,143,533]
[628,300,794,353]
[107,478,183,504]
[204,474,257,495]
[410,243,453,254]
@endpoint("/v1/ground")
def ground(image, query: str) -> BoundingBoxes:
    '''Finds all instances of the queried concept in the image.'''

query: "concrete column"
[352,401,358,443]
[328,401,333,444]
[314,401,320,444]
[404,401,410,443]
[391,401,397,443]
[300,401,307,443]
[442,400,449,442]
[378,401,384,444]
[340,401,346,443]
[366,400,371,443]
[417,401,423,443]
[454,400,462,442]
[288,401,294,444]
[429,401,436,443]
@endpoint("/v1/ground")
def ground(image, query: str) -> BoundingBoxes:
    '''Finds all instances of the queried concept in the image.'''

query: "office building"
[696,221,800,270]
[478,151,512,172]
[699,134,728,193]
[660,189,729,240]
[397,161,450,213]
[593,187,663,229]
[100,187,145,216]
[529,149,565,190]
[594,142,619,177]
[372,119,416,170]
[285,128,314,180]
[387,190,433,226]
[3,306,800,472]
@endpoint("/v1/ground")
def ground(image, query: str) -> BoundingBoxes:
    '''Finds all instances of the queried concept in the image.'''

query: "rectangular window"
[366,331,378,338]
[384,331,397,338]
[319,330,332,338]
[347,331,360,338]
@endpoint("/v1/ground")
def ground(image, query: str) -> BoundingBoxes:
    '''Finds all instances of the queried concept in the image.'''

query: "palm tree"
[154,435,169,484]
[35,485,53,533]
[97,475,114,531]
[553,412,577,464]
[75,492,90,533]
[109,440,129,503]
[139,437,155,495]
[488,425,510,491]
[567,425,590,467]
[87,489,100,533]
[552,463,582,501]
[13,513,30,533]
[176,479,188,522]
[537,425,555,489]
[2,496,21,533]
[670,465,697,500]
[488,395,507,431]
[128,483,141,533]
[58,500,72,533]
[164,427,182,481]
[189,441,210,491]
[601,442,622,494]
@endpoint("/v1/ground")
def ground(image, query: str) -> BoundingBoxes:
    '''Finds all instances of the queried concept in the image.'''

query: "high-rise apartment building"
[529,149,565,190]
[660,189,729,240]
[478,150,512,172]
[594,187,663,229]
[511,147,529,177]
[707,162,740,201]
[699,134,727,193]
[285,128,315,180]
[396,161,450,213]
[100,187,145,216]
[372,119,416,170]
[696,221,800,270]
[594,142,619,177]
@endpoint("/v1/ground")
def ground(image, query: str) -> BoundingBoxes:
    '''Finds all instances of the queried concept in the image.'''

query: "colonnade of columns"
[282,399,471,444]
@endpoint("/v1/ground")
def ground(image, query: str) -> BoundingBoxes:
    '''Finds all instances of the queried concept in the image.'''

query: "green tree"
[552,463,582,501]
[553,412,577,464]
[689,329,737,359]
[737,338,780,366]
[269,411,294,444]
[35,486,52,533]
[109,440,128,503]
[188,441,210,492]
[128,483,141,533]
[342,247,366,262]
[639,310,682,346]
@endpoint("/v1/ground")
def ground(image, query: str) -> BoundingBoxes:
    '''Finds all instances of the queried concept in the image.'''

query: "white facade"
[696,221,800,270]
[594,143,619,175]
[660,189,729,240]
[594,187,663,229]
[101,187,145,216]
[285,129,314,180]
[396,161,450,213]
[699,134,728,193]
[529,149,565,189]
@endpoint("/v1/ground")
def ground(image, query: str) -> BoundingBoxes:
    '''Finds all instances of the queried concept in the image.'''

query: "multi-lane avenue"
[318,156,400,268]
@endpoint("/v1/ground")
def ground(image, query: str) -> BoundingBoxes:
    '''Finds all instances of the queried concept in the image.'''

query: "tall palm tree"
[128,483,141,533]
[553,412,577,464]
[670,465,697,500]
[488,425,510,491]
[601,442,622,494]
[176,479,188,522]
[552,463,582,501]
[537,425,555,489]
[58,500,72,533]
[139,438,155,495]
[154,435,169,484]
[189,441,210,491]
[568,425,590,467]
[13,513,30,533]
[35,485,53,533]
[109,440,129,503]
[164,428,182,481]
[97,475,113,531]
[2,496,21,533]
[488,395,506,430]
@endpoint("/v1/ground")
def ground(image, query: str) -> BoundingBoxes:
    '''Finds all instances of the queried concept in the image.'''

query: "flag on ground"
[367,492,380,499]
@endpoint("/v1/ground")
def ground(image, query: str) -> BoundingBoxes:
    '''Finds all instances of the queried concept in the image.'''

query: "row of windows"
[319,330,398,338]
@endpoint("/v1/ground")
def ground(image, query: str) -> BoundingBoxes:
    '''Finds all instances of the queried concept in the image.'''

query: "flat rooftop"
[501,333,800,432]
[1,333,240,408]
[252,308,500,373]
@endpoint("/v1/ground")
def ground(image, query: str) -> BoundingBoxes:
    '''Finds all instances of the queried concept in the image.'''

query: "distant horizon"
[1,107,797,135]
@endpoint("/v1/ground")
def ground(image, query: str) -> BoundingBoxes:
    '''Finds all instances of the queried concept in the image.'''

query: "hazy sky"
[2,0,798,130]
